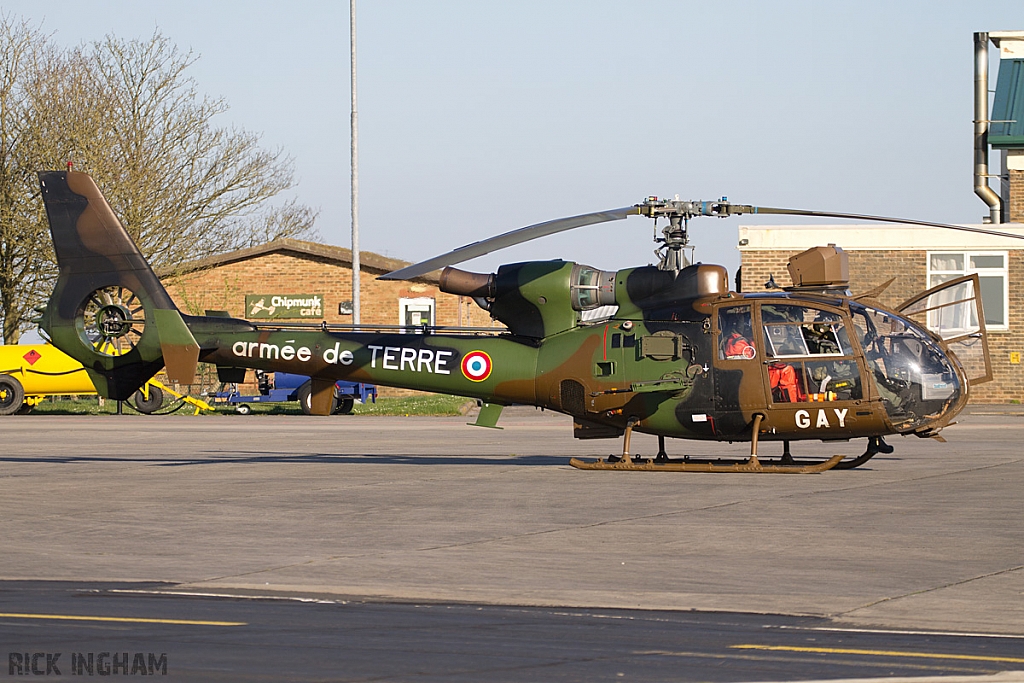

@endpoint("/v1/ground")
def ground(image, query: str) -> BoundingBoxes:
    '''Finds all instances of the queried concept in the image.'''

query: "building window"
[927,252,1008,330]
[399,297,435,332]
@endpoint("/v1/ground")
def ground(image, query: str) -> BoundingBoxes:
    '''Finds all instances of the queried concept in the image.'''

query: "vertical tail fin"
[38,171,198,399]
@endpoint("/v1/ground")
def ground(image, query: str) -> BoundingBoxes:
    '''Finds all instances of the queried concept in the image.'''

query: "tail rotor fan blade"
[381,206,640,281]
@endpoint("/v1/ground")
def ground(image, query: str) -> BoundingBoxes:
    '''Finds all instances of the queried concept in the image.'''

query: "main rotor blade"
[746,206,1024,240]
[380,206,640,281]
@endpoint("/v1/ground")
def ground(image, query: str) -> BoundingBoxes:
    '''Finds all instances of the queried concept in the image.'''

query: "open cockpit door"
[897,274,992,385]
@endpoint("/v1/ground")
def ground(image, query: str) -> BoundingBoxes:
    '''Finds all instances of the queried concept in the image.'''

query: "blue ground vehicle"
[215,370,377,415]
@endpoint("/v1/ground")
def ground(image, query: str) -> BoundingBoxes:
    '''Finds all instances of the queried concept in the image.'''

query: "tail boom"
[192,323,540,406]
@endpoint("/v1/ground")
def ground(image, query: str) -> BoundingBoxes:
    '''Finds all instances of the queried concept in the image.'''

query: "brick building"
[160,238,493,328]
[1002,151,1024,223]
[737,224,1024,403]
[158,238,496,396]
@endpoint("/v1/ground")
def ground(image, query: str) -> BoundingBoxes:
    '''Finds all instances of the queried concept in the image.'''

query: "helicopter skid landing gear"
[569,414,845,473]
[830,435,891,470]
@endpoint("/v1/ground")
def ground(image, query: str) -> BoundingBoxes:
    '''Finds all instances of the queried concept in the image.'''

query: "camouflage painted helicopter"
[36,170,1017,472]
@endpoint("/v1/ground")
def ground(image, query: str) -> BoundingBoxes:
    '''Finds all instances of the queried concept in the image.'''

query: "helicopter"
[35,170,1018,472]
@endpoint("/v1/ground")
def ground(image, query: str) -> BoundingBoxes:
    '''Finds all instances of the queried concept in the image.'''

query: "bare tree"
[81,33,320,266]
[0,17,62,345]
[0,20,319,343]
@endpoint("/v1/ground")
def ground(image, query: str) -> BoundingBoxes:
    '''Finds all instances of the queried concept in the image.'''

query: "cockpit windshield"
[849,302,960,431]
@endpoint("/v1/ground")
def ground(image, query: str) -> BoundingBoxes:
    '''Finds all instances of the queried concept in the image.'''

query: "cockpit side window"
[719,305,756,360]
[761,304,847,358]
[759,303,862,403]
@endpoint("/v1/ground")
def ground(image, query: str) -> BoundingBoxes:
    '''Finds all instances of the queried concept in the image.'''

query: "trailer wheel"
[333,397,355,415]
[299,381,342,415]
[235,404,252,415]
[132,385,164,414]
[298,381,313,415]
[0,375,25,416]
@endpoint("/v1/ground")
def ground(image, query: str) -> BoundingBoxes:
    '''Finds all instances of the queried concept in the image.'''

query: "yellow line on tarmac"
[0,612,245,627]
[732,644,1024,664]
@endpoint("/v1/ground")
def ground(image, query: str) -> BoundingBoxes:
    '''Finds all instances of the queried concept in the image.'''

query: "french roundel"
[461,350,493,382]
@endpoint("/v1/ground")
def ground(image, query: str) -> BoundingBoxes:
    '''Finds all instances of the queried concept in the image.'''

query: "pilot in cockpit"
[720,308,756,360]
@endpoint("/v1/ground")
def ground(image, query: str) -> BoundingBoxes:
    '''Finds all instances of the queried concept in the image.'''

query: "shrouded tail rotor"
[80,285,147,356]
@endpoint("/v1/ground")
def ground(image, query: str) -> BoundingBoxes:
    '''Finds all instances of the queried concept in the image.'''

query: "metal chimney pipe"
[974,31,1002,224]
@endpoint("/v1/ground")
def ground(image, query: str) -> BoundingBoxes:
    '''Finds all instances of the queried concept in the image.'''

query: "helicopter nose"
[916,376,966,437]
[875,351,965,436]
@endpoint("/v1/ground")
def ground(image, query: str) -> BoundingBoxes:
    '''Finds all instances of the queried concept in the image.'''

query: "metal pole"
[974,31,1002,224]
[350,0,362,323]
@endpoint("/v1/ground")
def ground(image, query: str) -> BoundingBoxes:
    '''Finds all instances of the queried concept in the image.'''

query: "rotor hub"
[96,304,134,338]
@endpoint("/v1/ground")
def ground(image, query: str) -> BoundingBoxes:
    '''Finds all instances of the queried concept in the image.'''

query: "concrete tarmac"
[2,408,1023,636]
[5,582,1024,682]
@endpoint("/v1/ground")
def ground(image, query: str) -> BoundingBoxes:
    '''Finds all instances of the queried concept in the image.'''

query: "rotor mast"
[637,197,735,273]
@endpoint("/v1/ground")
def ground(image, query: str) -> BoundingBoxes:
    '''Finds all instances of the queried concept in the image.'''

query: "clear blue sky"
[6,0,1023,275]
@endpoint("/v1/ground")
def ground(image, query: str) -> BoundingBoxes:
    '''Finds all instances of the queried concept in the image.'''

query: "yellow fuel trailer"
[0,343,211,415]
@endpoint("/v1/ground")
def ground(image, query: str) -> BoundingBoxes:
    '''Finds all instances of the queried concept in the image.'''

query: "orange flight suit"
[724,332,756,359]
[769,363,804,402]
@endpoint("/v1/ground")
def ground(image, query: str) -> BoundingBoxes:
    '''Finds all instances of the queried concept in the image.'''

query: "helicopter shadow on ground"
[0,451,899,469]
[0,452,572,467]
[155,452,574,467]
